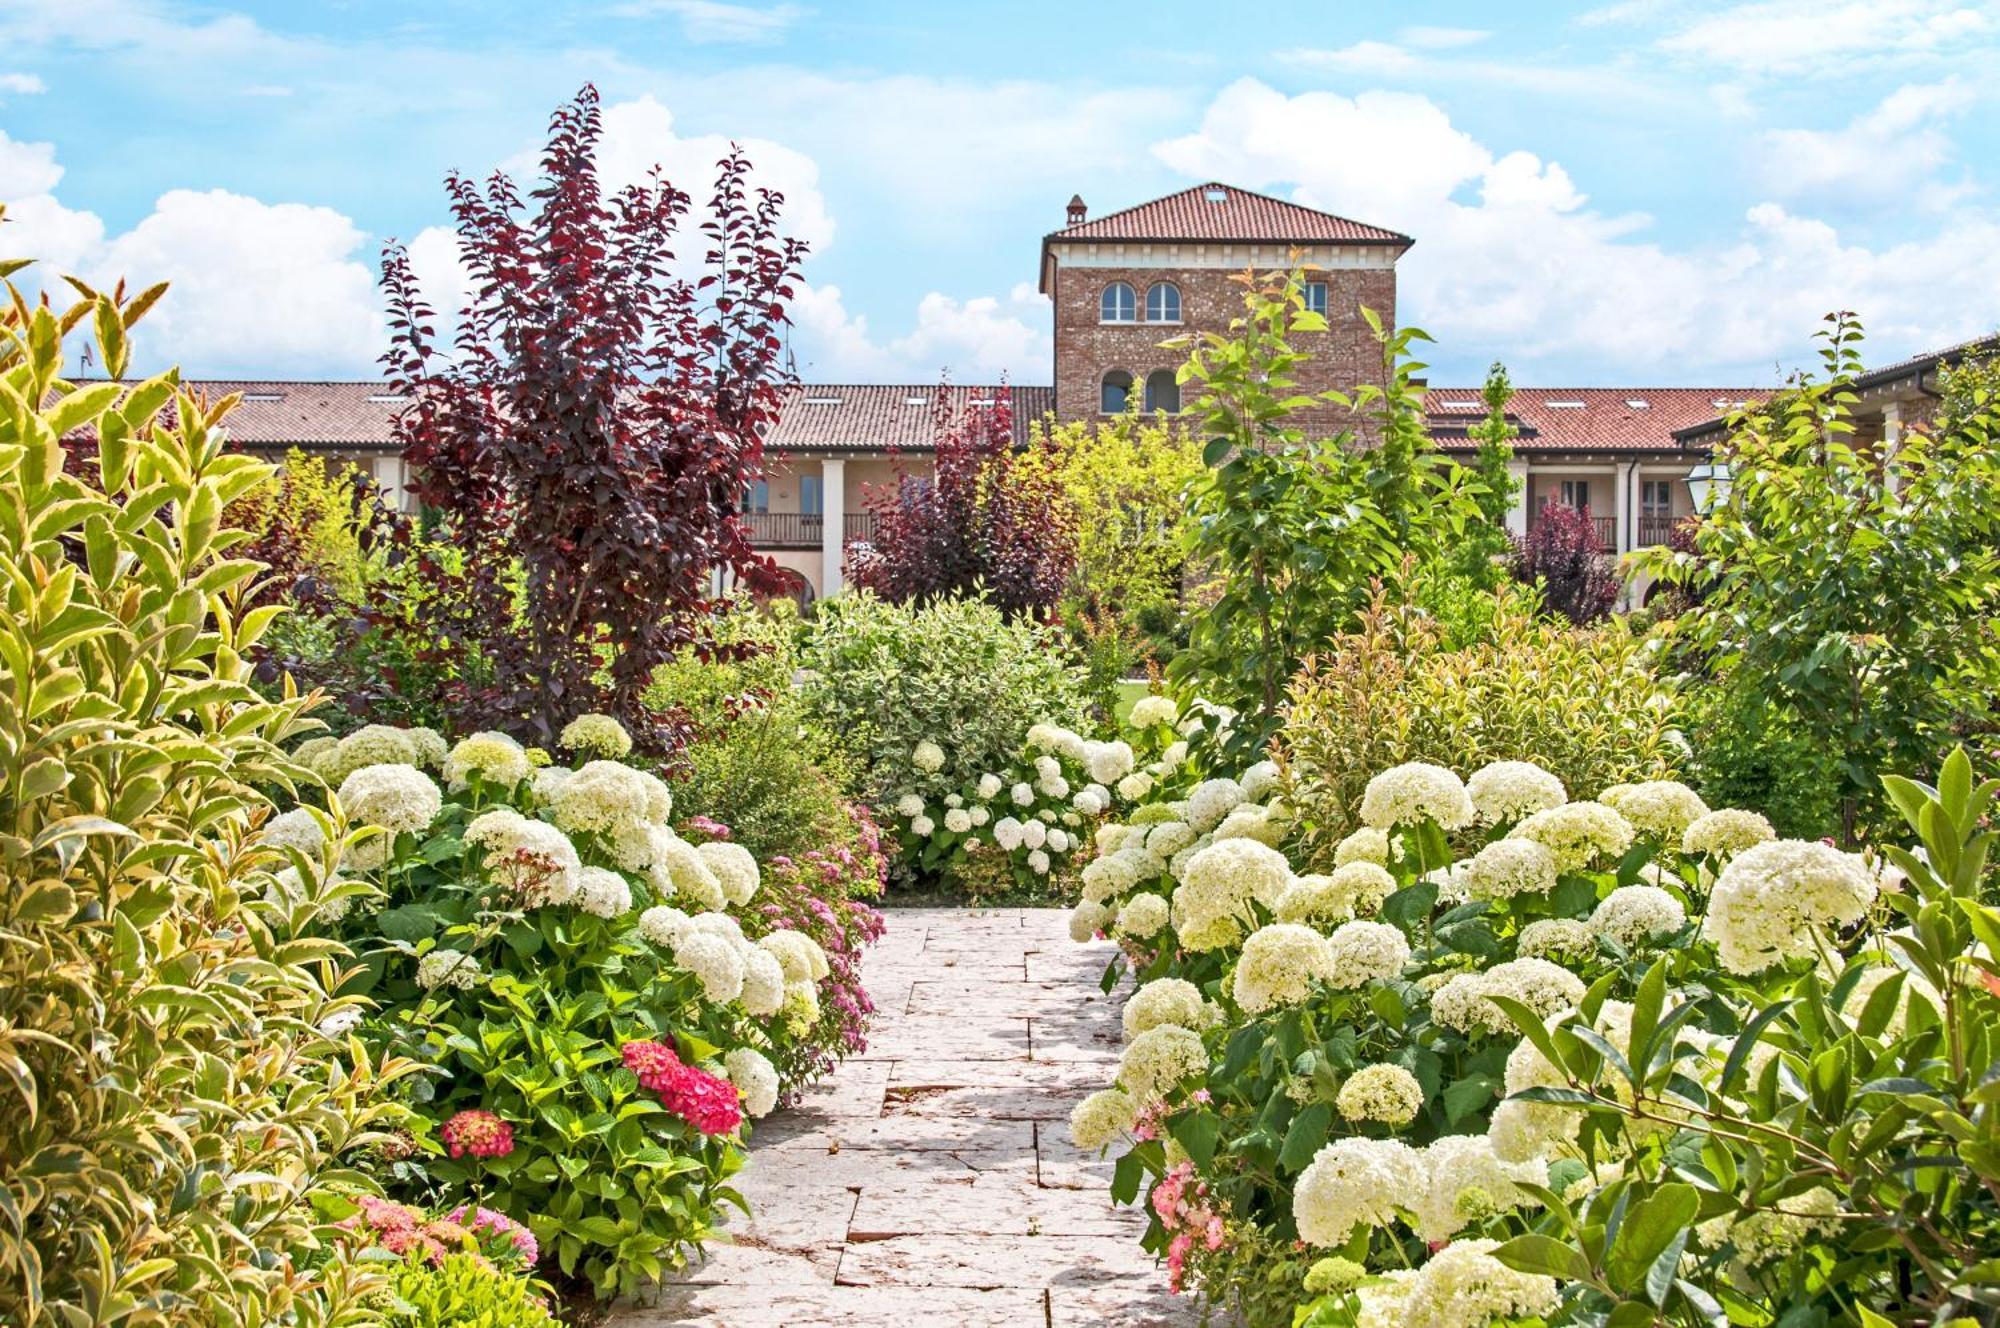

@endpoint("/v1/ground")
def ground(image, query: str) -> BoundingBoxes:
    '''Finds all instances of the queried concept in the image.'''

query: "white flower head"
[337,763,443,840]
[1333,827,1391,867]
[1509,801,1635,872]
[444,731,532,792]
[1360,763,1474,832]
[724,1046,780,1118]
[1325,920,1412,988]
[1601,780,1710,839]
[1336,1063,1423,1126]
[912,740,946,774]
[1682,807,1775,860]
[1703,839,1877,974]
[575,866,633,918]
[1590,884,1687,948]
[1462,838,1560,901]
[1128,694,1178,729]
[559,713,633,759]
[1466,760,1567,825]
[416,948,482,991]
[1294,1137,1424,1247]
[1070,1088,1140,1150]
[1116,1024,1207,1102]
[1233,923,1336,1013]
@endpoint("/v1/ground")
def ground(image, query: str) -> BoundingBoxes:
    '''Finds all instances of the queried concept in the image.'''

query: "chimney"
[1066,194,1086,226]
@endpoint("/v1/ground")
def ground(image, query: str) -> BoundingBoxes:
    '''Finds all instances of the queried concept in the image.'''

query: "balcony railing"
[1636,514,1679,547]
[742,510,878,548]
[1592,515,1615,551]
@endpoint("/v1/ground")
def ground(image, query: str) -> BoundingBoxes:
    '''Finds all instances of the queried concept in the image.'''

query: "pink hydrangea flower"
[440,1109,514,1160]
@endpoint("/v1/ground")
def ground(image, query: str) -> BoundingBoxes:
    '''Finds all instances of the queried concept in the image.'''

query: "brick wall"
[1049,261,1396,442]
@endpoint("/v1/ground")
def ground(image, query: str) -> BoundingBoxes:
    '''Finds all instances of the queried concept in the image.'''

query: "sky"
[3,0,1998,388]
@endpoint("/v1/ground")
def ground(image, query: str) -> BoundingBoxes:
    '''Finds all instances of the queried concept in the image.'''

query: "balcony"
[743,511,878,548]
[1636,514,1679,547]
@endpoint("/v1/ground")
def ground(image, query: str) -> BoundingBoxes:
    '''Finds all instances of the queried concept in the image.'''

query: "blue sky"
[4,0,1998,387]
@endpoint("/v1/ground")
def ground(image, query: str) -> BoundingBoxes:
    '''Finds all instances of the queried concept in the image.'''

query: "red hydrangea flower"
[621,1039,684,1094]
[440,1108,514,1160]
[657,1061,743,1136]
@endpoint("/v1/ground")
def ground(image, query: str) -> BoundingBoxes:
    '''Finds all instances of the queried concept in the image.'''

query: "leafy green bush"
[798,591,1087,804]
[280,719,872,1299]
[1283,586,1678,866]
[1684,685,1843,838]
[1,241,411,1324]
[382,1254,559,1328]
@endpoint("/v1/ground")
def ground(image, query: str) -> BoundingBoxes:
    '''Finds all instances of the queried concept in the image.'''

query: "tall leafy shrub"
[1166,269,1478,762]
[1509,500,1618,624]
[1282,585,1678,861]
[1641,312,2000,840]
[0,240,410,1325]
[379,84,806,751]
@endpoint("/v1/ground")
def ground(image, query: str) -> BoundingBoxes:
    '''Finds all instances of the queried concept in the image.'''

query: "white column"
[1504,460,1530,536]
[1881,400,1903,449]
[820,457,845,597]
[1613,461,1635,554]
[370,454,410,512]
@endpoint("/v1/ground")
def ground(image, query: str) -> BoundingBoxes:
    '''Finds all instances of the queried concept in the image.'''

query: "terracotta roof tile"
[763,384,1054,453]
[78,379,407,452]
[1049,183,1410,246]
[1425,386,1770,454]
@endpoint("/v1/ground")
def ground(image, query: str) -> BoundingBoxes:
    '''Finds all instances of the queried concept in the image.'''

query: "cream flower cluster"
[723,1047,780,1119]
[1170,838,1291,953]
[1589,883,1687,948]
[1682,807,1775,859]
[1294,1137,1425,1246]
[1333,826,1391,866]
[465,808,584,906]
[559,712,632,759]
[304,724,448,785]
[1069,1087,1141,1150]
[1128,694,1179,729]
[416,947,482,991]
[1121,978,1218,1040]
[1117,1024,1207,1102]
[1335,1063,1422,1126]
[1465,760,1567,825]
[1508,800,1634,872]
[444,730,534,792]
[1324,920,1412,989]
[1703,839,1877,974]
[1359,763,1474,832]
[1601,779,1710,839]
[1461,838,1559,901]
[1233,923,1336,1013]
[1376,1239,1561,1328]
[1429,958,1586,1036]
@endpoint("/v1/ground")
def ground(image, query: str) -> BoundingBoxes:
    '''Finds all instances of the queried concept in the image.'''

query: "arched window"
[1146,281,1181,323]
[1099,282,1136,323]
[1100,369,1133,413]
[1144,369,1180,413]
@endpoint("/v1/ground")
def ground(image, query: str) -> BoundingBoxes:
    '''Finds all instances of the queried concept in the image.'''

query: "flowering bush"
[880,695,1192,896]
[277,717,874,1298]
[1061,747,1991,1326]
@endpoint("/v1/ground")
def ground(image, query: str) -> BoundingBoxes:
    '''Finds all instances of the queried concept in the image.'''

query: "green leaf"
[1605,1182,1698,1299]
[1170,1108,1221,1169]
[1278,1103,1331,1172]
[1491,1233,1592,1282]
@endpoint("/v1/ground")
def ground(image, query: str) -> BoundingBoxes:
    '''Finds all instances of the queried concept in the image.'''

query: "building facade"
[174,181,2000,605]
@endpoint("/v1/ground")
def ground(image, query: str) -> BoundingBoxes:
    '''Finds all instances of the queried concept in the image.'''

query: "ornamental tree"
[846,382,1075,618]
[1509,501,1619,625]
[379,84,806,750]
[1458,361,1520,586]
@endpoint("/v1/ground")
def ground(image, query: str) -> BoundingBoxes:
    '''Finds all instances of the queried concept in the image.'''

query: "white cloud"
[790,281,1050,383]
[1657,0,1996,73]
[1398,25,1490,48]
[608,0,806,43]
[1151,77,2000,382]
[0,72,45,94]
[1759,81,1976,209]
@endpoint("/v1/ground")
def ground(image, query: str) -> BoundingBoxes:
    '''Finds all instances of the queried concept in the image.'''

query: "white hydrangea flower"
[1047,828,1071,854]
[1509,801,1635,872]
[1114,893,1170,940]
[559,713,633,759]
[969,805,990,826]
[1086,741,1135,785]
[1171,838,1293,951]
[1184,778,1247,832]
[638,904,691,947]
[1337,1063,1424,1126]
[1333,827,1391,867]
[1069,900,1112,942]
[261,807,329,858]
[532,765,575,803]
[654,834,726,911]
[944,808,974,834]
[1517,917,1597,962]
[1021,819,1048,851]
[1703,839,1877,975]
[1078,853,1138,905]
[1128,694,1178,729]
[992,816,1026,852]
[759,930,830,983]
[1330,861,1397,916]
[575,866,633,918]
[444,731,532,791]
[1027,849,1051,875]
[1325,920,1412,988]
[1395,1238,1560,1328]
[465,808,583,906]
[739,946,786,1017]
[1011,782,1036,807]
[1462,838,1560,901]
[1602,780,1710,839]
[1294,1137,1424,1246]
[977,773,1003,800]
[1360,763,1474,831]
[1274,873,1351,928]
[1465,760,1567,825]
[1069,1087,1140,1150]
[1240,760,1282,803]
[895,793,925,819]
[673,930,746,1004]
[1115,771,1154,802]
[723,1046,780,1118]
[1071,786,1106,816]
[548,759,652,836]
[318,1006,364,1039]
[1682,807,1775,860]
[337,763,443,839]
[1213,804,1283,846]
[325,725,420,783]
[1434,959,1587,1036]
[416,948,482,991]
[912,740,945,773]
[1158,740,1189,771]
[1116,1024,1207,1102]
[692,840,759,908]
[1121,977,1215,1040]
[1590,884,1687,947]
[1233,923,1336,1013]
[609,820,674,872]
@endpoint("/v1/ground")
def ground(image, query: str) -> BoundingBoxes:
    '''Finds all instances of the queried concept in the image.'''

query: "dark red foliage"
[377,84,807,751]
[846,383,1075,618]
[1510,502,1621,624]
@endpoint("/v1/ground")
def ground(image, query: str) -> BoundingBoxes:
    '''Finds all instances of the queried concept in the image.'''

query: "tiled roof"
[1048,182,1410,246]
[1426,386,1770,454]
[1852,331,2000,391]
[764,384,1054,453]
[78,378,406,452]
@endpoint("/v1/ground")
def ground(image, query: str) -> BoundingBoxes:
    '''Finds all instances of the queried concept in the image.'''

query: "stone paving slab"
[614,907,1199,1327]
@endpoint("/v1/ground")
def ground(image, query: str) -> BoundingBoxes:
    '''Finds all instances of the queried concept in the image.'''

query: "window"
[1303,281,1328,317]
[799,473,824,516]
[1559,479,1591,510]
[745,480,770,514]
[1100,369,1133,414]
[1144,369,1180,413]
[1145,282,1181,323]
[1099,282,1136,323]
[1641,479,1672,517]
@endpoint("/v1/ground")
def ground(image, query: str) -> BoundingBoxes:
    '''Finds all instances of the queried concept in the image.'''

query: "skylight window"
[1437,401,1483,413]
[1544,400,1585,409]
[1204,187,1228,202]
[241,393,285,403]
[367,393,408,404]
[802,395,842,406]
[1625,399,1650,409]
[969,396,998,406]
[904,396,927,406]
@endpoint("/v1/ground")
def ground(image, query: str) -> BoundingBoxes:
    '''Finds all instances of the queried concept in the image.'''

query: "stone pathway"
[615,907,1199,1327]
